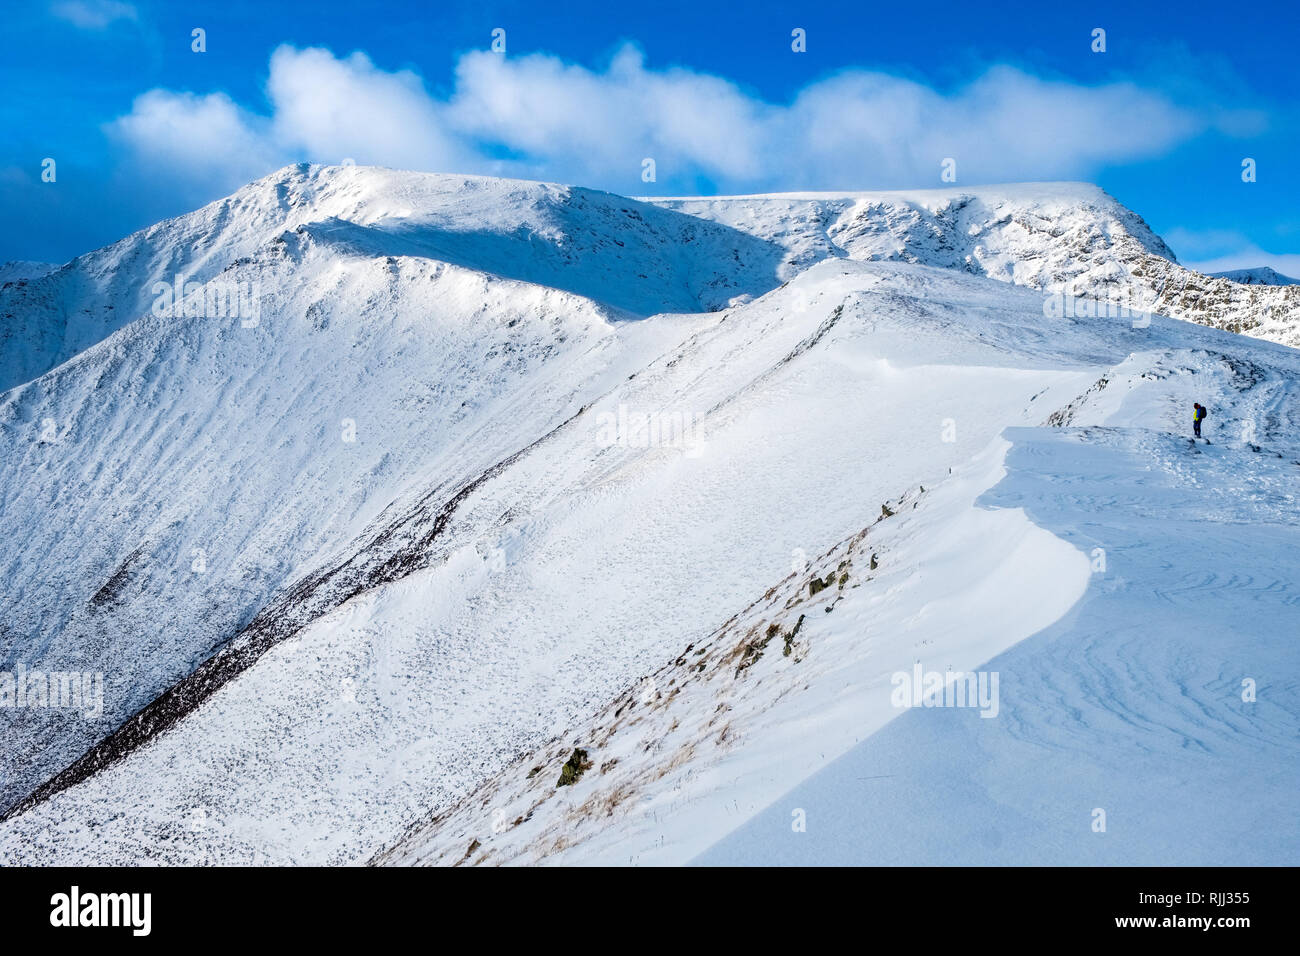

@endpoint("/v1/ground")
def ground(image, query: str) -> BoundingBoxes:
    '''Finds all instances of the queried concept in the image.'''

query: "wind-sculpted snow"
[379,321,1300,866]
[699,426,1300,865]
[375,456,1093,866]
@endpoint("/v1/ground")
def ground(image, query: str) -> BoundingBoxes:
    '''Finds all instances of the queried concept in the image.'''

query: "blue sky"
[4,0,1298,272]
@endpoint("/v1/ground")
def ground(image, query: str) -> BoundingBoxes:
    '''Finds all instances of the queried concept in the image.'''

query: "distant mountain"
[1208,266,1300,286]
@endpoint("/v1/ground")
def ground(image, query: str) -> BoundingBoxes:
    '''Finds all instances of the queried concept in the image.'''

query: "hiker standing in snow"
[1193,402,1208,438]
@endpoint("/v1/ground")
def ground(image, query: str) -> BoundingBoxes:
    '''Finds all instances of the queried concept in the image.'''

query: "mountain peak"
[1209,265,1300,286]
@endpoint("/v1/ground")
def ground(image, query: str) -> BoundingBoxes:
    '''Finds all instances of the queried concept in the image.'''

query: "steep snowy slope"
[377,313,1300,867]
[651,185,1300,347]
[0,235,696,814]
[0,165,799,815]
[0,164,784,394]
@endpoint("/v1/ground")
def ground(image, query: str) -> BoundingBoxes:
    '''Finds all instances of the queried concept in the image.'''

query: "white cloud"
[448,51,1203,190]
[448,46,771,183]
[769,66,1201,189]
[52,0,137,29]
[105,43,1222,196]
[106,90,282,191]
[265,46,470,171]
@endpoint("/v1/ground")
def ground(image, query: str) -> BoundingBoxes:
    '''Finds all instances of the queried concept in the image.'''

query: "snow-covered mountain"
[0,164,782,395]
[5,170,1299,401]
[1209,266,1300,286]
[650,182,1178,282]
[1,166,1297,865]
[650,185,1300,346]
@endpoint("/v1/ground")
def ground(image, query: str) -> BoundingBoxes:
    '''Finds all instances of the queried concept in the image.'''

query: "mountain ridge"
[6,165,1300,401]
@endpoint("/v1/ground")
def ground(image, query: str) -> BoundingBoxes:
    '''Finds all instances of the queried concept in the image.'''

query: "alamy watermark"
[890,663,999,718]
[595,404,705,457]
[151,274,261,327]
[50,886,150,936]
[1043,286,1157,328]
[0,664,103,718]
